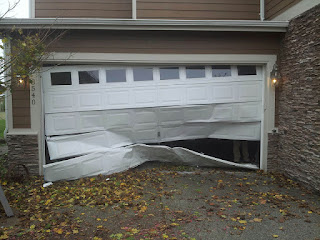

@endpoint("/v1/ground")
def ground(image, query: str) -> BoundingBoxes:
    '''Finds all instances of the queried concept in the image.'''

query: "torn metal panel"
[47,120,260,161]
[47,131,132,160]
[44,144,258,182]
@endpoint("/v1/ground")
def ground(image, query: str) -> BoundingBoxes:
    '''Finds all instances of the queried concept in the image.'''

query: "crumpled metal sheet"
[47,121,260,161]
[43,144,258,182]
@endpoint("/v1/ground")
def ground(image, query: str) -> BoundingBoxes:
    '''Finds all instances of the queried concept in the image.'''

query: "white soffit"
[0,18,288,32]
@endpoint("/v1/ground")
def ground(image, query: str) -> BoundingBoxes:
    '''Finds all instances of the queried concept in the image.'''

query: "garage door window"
[237,66,257,76]
[212,65,231,77]
[106,69,126,83]
[133,67,153,81]
[51,72,72,85]
[186,66,205,79]
[160,67,180,80]
[79,70,99,84]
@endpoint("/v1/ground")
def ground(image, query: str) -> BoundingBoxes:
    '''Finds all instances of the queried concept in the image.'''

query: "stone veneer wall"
[268,5,320,192]
[6,135,39,175]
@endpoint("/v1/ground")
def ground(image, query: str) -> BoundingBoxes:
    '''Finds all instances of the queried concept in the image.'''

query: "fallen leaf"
[260,199,267,204]
[162,234,169,239]
[0,234,8,240]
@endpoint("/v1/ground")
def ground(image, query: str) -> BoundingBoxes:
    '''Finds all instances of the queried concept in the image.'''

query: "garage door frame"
[34,53,277,174]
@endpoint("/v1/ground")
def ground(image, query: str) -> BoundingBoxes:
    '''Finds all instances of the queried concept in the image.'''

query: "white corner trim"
[260,0,265,21]
[272,0,320,21]
[4,40,12,136]
[29,0,35,18]
[132,0,137,20]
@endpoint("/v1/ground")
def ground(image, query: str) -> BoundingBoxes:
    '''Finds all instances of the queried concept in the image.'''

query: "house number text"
[31,81,36,105]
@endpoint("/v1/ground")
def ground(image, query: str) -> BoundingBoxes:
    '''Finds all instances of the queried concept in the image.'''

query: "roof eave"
[0,18,289,32]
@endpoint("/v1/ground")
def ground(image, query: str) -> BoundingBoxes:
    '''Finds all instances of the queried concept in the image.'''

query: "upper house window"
[237,66,257,76]
[79,70,99,84]
[51,72,72,85]
[212,65,231,77]
[186,66,205,79]
[133,67,153,81]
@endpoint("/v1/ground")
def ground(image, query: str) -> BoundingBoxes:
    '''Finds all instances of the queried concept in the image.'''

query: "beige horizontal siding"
[12,86,31,129]
[137,0,260,20]
[48,30,282,55]
[265,0,302,19]
[35,0,132,18]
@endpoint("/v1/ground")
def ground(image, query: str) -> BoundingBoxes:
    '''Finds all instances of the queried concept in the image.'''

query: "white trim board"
[29,0,35,18]
[132,0,137,20]
[0,18,288,32]
[47,53,277,65]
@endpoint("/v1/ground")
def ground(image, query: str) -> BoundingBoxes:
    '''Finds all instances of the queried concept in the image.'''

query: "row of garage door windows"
[50,65,257,86]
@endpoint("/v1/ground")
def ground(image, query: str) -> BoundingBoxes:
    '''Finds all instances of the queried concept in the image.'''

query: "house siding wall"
[48,31,282,55]
[12,84,31,128]
[34,0,260,20]
[35,0,132,18]
[268,5,320,192]
[265,0,302,19]
[137,0,260,20]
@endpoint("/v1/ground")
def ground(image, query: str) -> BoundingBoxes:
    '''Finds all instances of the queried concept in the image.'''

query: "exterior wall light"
[270,63,280,87]
[16,75,25,86]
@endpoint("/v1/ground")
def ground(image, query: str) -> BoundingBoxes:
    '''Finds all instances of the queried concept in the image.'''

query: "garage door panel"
[133,88,157,106]
[212,83,235,102]
[106,111,132,129]
[210,122,260,140]
[159,87,184,105]
[186,85,210,104]
[238,103,262,120]
[238,82,262,101]
[45,102,263,136]
[212,105,234,120]
[184,105,212,121]
[134,110,158,126]
[134,128,159,143]
[159,108,184,125]
[78,92,103,111]
[79,112,105,131]
[46,114,78,135]
[45,93,76,113]
[107,90,130,107]
[47,131,133,160]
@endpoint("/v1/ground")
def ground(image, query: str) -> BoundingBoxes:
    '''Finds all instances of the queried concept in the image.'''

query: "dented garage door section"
[44,144,258,182]
[43,65,263,181]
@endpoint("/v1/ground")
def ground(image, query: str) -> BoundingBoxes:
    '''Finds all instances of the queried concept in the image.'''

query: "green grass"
[0,112,5,139]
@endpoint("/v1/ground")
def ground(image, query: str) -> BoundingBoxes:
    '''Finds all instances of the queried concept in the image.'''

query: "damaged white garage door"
[42,65,262,181]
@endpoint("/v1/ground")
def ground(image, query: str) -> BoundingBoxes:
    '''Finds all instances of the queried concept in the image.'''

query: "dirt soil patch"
[0,163,319,240]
